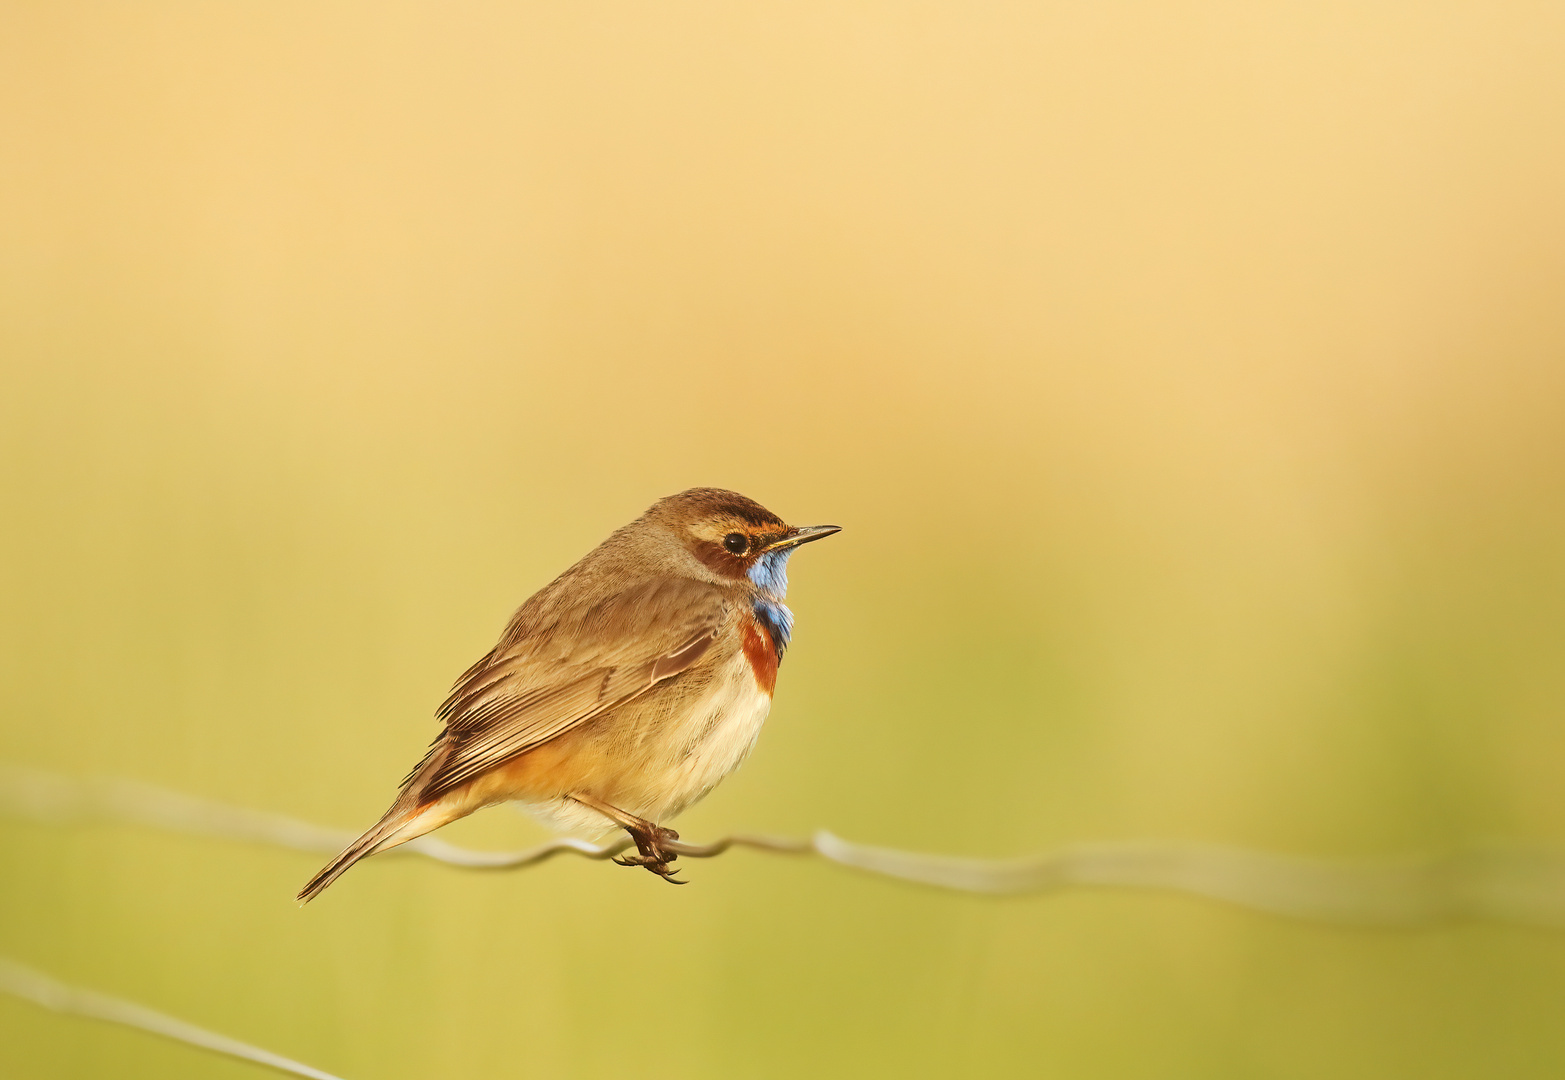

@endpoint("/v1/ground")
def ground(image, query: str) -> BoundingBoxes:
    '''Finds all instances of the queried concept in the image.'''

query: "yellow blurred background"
[3,2,1565,1076]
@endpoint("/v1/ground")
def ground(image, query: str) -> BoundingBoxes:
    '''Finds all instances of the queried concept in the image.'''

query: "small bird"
[298,488,839,900]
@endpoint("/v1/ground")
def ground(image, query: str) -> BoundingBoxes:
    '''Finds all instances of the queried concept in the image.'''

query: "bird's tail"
[297,742,455,903]
[296,809,419,903]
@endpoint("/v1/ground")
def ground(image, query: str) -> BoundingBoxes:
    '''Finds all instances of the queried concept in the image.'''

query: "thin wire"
[0,957,345,1080]
[4,764,1565,927]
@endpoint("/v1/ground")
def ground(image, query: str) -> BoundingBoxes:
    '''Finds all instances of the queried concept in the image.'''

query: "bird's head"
[646,488,840,598]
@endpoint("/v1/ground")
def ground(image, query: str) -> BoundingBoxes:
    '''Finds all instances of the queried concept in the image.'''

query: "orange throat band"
[740,621,779,696]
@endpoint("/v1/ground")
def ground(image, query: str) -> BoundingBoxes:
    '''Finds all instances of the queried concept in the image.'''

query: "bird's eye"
[722,532,749,555]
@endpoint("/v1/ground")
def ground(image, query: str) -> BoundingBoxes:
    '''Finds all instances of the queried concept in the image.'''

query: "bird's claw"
[614,824,686,883]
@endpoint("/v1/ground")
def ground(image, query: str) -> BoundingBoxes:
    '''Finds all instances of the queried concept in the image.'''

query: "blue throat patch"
[748,549,796,656]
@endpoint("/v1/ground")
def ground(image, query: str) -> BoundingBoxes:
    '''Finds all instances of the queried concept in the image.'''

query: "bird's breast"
[653,646,774,817]
[740,613,780,695]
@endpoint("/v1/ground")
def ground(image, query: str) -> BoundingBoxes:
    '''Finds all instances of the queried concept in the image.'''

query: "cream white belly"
[516,650,773,835]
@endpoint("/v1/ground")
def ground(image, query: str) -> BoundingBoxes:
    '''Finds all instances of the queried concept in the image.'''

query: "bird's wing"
[413,576,729,802]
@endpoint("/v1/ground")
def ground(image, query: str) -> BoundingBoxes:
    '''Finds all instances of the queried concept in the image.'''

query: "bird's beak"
[763,524,842,552]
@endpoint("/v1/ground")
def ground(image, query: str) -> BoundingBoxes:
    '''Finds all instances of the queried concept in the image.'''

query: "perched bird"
[298,488,839,900]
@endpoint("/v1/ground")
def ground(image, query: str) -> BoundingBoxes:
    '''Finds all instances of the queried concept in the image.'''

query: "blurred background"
[3,2,1565,1077]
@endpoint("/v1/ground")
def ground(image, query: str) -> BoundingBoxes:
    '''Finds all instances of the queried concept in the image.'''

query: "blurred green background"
[3,3,1565,1077]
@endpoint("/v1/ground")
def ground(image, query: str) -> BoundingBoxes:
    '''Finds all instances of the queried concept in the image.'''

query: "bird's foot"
[613,824,686,884]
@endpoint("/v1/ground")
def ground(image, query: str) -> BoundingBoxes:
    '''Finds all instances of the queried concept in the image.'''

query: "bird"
[297,488,839,900]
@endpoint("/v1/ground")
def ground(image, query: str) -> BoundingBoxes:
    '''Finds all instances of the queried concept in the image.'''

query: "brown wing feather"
[415,576,727,802]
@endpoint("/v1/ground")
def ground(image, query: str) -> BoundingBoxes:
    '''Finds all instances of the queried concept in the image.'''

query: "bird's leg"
[567,793,685,884]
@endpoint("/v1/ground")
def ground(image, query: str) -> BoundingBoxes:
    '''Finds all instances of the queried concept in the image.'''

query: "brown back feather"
[415,574,730,803]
